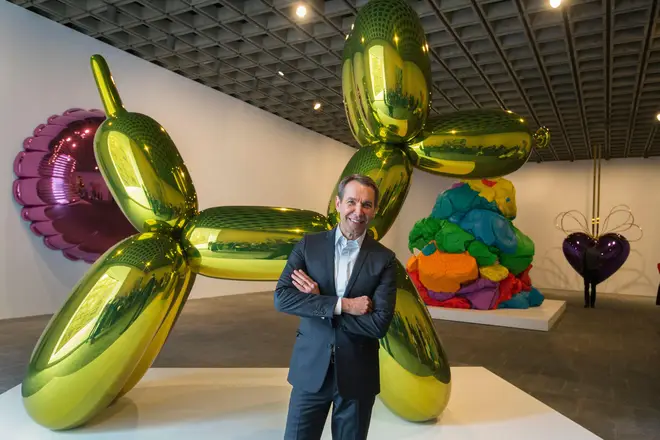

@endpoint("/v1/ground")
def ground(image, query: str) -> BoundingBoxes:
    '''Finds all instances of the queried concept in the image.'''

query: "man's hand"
[291,269,320,295]
[342,296,372,316]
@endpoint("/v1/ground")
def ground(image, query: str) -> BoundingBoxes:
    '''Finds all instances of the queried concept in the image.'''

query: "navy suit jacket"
[274,227,398,399]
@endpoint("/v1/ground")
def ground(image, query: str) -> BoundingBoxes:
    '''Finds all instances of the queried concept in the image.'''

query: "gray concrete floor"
[1,289,658,440]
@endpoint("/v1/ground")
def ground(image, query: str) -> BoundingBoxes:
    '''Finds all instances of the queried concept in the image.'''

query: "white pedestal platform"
[0,366,600,439]
[428,299,567,331]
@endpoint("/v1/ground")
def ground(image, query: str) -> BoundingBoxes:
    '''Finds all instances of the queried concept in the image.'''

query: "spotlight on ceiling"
[278,71,284,76]
[313,102,322,111]
[656,112,660,122]
[296,4,307,18]
[549,0,561,8]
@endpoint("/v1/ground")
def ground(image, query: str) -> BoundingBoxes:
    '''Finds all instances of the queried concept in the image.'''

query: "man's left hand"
[291,269,320,295]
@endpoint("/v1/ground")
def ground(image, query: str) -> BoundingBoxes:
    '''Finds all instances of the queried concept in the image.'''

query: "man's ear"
[335,195,340,211]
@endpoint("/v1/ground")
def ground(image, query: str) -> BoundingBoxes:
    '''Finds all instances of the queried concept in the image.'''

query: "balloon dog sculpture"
[21,0,549,430]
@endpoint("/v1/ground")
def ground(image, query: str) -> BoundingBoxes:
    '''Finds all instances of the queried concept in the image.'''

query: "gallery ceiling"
[10,0,660,162]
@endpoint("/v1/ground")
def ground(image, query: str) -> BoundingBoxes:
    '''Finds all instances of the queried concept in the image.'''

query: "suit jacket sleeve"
[338,252,397,339]
[274,234,339,319]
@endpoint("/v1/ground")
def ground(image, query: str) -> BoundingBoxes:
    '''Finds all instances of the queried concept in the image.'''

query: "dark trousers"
[584,277,597,308]
[283,360,376,440]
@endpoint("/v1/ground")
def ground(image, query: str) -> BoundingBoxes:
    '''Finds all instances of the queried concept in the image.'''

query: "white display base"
[428,299,567,331]
[0,367,600,439]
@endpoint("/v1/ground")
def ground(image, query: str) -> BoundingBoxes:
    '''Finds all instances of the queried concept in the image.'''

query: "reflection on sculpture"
[407,109,550,179]
[406,178,544,310]
[22,0,550,431]
[12,108,136,262]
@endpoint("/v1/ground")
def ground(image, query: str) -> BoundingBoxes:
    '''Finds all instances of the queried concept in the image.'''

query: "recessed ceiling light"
[656,112,660,122]
[296,5,307,18]
[313,102,322,110]
[278,71,284,76]
[549,0,561,8]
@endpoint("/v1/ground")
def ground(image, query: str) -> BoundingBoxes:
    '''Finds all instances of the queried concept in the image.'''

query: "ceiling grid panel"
[8,0,660,158]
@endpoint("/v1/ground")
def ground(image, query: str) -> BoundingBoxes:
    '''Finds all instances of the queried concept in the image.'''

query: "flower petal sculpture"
[12,108,136,262]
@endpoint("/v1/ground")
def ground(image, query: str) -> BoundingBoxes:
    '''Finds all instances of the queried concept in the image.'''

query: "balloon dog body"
[21,0,548,430]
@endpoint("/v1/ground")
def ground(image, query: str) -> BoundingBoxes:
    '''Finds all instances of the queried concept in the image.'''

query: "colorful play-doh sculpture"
[21,0,549,431]
[407,178,544,310]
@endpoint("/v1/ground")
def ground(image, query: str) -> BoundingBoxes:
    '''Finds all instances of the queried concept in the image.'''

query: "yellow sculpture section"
[378,261,451,421]
[91,57,198,234]
[21,50,452,430]
[479,264,510,282]
[379,349,451,421]
[180,206,330,280]
[464,177,517,219]
[22,232,193,430]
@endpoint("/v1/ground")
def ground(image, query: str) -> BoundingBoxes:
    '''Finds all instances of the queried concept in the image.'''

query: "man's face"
[335,180,377,238]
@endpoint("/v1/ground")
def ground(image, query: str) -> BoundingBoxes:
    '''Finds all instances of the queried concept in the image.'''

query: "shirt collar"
[335,226,366,249]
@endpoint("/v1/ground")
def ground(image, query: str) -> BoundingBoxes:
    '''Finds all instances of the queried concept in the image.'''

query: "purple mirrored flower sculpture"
[12,108,137,263]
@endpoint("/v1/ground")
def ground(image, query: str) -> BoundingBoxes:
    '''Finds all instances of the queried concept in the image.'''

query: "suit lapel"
[344,233,372,298]
[325,228,336,296]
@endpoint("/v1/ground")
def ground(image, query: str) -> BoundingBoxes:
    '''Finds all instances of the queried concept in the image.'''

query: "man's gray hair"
[337,174,379,207]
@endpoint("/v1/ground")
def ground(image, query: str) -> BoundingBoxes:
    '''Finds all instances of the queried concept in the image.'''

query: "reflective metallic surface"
[12,108,136,263]
[116,271,196,399]
[562,232,631,284]
[327,144,413,240]
[21,51,455,430]
[407,109,551,178]
[342,0,432,146]
[181,206,330,280]
[378,259,451,421]
[22,232,193,430]
[90,55,198,233]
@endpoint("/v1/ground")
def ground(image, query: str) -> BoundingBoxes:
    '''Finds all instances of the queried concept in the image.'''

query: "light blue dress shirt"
[333,227,366,315]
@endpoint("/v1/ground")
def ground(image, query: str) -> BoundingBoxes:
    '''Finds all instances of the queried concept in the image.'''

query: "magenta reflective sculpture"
[12,108,137,263]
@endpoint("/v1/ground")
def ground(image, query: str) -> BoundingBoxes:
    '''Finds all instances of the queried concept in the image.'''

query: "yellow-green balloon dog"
[21,0,549,430]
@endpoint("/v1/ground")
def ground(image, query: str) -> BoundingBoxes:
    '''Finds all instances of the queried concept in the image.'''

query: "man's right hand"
[342,296,372,315]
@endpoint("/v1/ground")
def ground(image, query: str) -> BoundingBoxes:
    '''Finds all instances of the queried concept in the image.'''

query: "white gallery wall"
[387,157,660,301]
[508,158,659,299]
[1,3,658,320]
[0,2,358,319]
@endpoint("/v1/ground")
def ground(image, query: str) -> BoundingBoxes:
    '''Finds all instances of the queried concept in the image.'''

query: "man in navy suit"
[274,174,398,440]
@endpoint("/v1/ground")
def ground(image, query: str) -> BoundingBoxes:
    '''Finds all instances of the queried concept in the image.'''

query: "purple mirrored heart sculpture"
[12,108,137,263]
[562,232,630,284]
